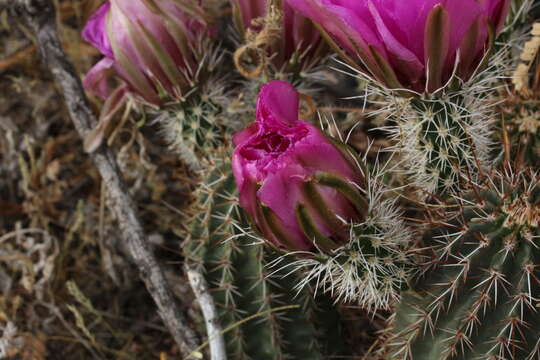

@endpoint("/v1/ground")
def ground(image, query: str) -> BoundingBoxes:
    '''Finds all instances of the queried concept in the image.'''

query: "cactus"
[268,154,415,311]
[339,32,510,198]
[183,150,349,359]
[384,166,540,360]
[152,93,227,171]
[389,94,494,196]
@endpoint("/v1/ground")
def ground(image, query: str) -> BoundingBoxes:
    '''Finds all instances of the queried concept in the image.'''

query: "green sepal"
[295,204,340,253]
[471,23,496,79]
[424,4,450,93]
[260,204,301,251]
[314,172,369,217]
[301,180,347,238]
[457,17,481,80]
[325,136,368,182]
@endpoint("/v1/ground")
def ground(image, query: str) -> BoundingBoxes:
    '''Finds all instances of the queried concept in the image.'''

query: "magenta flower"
[286,0,510,93]
[231,0,324,67]
[232,81,367,252]
[82,0,209,105]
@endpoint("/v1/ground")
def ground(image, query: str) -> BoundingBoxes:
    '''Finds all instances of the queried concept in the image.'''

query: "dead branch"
[9,0,199,356]
[186,265,227,360]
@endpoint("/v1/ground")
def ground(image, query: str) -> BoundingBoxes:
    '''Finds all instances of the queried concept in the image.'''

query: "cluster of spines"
[390,94,494,196]
[336,38,508,197]
[384,167,540,360]
[183,151,347,359]
[269,157,414,311]
[157,96,226,170]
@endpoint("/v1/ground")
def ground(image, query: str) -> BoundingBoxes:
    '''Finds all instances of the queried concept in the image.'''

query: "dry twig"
[186,265,227,360]
[9,0,199,356]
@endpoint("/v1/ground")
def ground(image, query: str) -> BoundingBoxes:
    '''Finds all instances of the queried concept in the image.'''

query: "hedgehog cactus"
[288,0,510,197]
[385,166,540,360]
[183,149,349,359]
[151,85,229,170]
[231,81,414,309]
[74,0,540,358]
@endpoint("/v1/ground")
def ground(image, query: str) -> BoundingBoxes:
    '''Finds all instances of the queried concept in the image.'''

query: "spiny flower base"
[270,162,414,311]
[389,95,493,197]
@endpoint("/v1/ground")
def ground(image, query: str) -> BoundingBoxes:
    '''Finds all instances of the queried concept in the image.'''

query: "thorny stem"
[10,0,200,356]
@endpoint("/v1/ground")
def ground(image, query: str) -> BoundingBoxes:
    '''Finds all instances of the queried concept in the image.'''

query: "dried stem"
[10,0,199,356]
[186,265,227,360]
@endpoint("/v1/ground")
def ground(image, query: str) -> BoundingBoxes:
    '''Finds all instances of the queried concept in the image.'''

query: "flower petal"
[82,1,113,58]
[256,80,300,128]
[83,57,115,99]
[367,1,424,87]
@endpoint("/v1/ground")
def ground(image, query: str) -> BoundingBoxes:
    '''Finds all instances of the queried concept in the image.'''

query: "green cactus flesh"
[407,97,491,196]
[388,168,540,360]
[183,154,349,359]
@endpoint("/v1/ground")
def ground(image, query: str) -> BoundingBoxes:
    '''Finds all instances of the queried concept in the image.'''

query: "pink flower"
[232,81,367,252]
[286,0,510,93]
[231,0,324,67]
[82,0,209,105]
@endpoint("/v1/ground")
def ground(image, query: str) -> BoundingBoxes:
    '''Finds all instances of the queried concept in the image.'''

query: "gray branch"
[10,0,199,356]
[186,265,227,360]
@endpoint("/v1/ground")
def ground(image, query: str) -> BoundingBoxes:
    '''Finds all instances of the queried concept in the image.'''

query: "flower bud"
[82,0,210,105]
[286,0,510,93]
[231,0,324,68]
[232,80,368,252]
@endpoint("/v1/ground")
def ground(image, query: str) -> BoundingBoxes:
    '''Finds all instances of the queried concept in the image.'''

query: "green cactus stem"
[153,94,227,171]
[183,151,349,359]
[386,167,540,360]
[389,94,494,197]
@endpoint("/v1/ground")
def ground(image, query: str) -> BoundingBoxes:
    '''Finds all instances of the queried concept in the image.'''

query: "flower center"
[241,132,292,161]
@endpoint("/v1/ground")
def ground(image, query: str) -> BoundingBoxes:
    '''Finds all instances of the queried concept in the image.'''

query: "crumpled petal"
[256,80,300,129]
[232,81,365,251]
[83,57,115,99]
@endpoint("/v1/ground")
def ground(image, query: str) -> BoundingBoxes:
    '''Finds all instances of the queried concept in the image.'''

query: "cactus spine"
[385,167,540,360]
[154,88,228,171]
[394,94,493,196]
[270,155,414,310]
[183,150,349,359]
